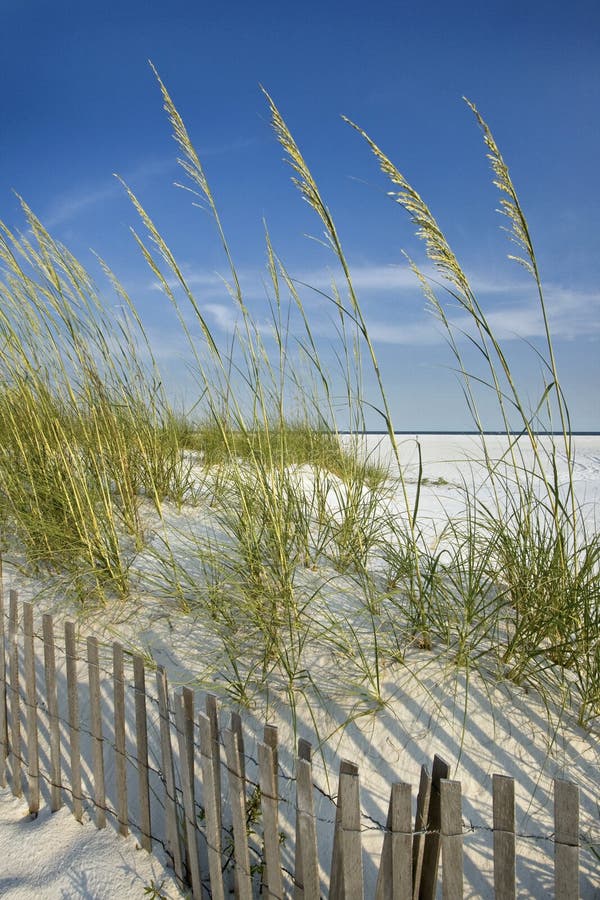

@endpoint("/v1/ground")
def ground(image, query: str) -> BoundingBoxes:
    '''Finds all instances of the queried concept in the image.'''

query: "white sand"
[1,433,599,897]
[0,791,181,898]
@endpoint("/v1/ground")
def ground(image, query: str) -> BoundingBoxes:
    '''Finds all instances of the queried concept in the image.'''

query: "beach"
[1,432,599,897]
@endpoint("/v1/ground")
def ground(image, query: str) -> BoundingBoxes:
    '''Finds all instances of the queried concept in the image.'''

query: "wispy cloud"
[203,302,239,333]
[361,283,600,346]
[39,157,178,229]
[147,263,419,300]
[296,267,600,344]
[41,181,122,229]
[469,285,600,342]
[39,136,260,231]
[295,263,420,293]
[144,259,600,346]
[148,271,227,292]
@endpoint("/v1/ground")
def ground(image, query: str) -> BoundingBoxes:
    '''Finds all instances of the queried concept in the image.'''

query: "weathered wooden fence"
[0,588,583,898]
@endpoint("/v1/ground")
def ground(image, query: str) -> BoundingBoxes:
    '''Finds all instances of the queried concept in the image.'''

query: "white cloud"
[39,136,259,231]
[148,270,234,294]
[452,284,600,343]
[41,181,122,229]
[143,258,600,346]
[203,303,239,333]
[148,262,422,301]
[295,263,422,293]
[39,158,178,230]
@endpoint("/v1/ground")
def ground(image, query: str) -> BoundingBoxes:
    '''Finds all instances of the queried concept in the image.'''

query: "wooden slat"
[340,764,364,900]
[224,728,253,900]
[133,653,151,851]
[440,780,463,900]
[22,602,39,816]
[175,692,202,899]
[297,810,320,900]
[231,710,246,785]
[295,749,319,900]
[554,779,579,900]
[8,590,22,797]
[181,686,196,883]
[260,724,278,897]
[264,723,278,783]
[0,571,8,788]
[113,641,128,836]
[376,782,412,900]
[295,740,316,900]
[392,783,414,900]
[156,666,184,879]
[87,635,106,827]
[330,760,362,900]
[198,711,225,900]
[298,738,312,762]
[230,713,247,900]
[493,774,515,900]
[412,765,432,899]
[418,755,449,900]
[64,621,82,821]
[182,686,195,801]
[206,693,222,836]
[43,613,62,812]
[258,740,284,899]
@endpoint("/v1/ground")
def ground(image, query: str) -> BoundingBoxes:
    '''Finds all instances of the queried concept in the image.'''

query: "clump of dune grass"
[344,97,600,722]
[0,200,196,599]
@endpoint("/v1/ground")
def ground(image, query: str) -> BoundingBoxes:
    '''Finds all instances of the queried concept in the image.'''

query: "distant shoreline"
[340,430,600,436]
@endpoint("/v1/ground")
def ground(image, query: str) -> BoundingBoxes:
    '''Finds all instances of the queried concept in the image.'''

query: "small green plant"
[143,879,168,900]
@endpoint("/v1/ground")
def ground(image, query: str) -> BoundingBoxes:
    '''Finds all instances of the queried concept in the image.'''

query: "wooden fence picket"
[419,754,449,900]
[231,710,246,786]
[180,686,196,883]
[296,761,320,900]
[224,727,253,900]
[258,739,284,899]
[133,653,151,851]
[0,577,8,788]
[43,613,62,812]
[22,602,39,816]
[412,765,432,899]
[264,723,278,782]
[260,724,278,897]
[156,666,184,879]
[376,782,412,900]
[339,761,364,900]
[87,635,105,827]
[295,739,318,900]
[330,759,351,899]
[206,693,222,836]
[112,641,128,836]
[440,780,463,900]
[198,710,225,900]
[64,621,83,821]
[8,589,22,797]
[182,685,195,801]
[493,774,515,900]
[330,759,362,900]
[554,778,579,900]
[175,692,202,899]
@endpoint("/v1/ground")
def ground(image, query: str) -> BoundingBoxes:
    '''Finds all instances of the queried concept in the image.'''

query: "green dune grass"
[0,71,598,733]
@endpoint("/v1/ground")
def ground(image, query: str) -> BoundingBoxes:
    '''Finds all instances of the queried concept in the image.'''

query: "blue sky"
[1,0,599,430]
